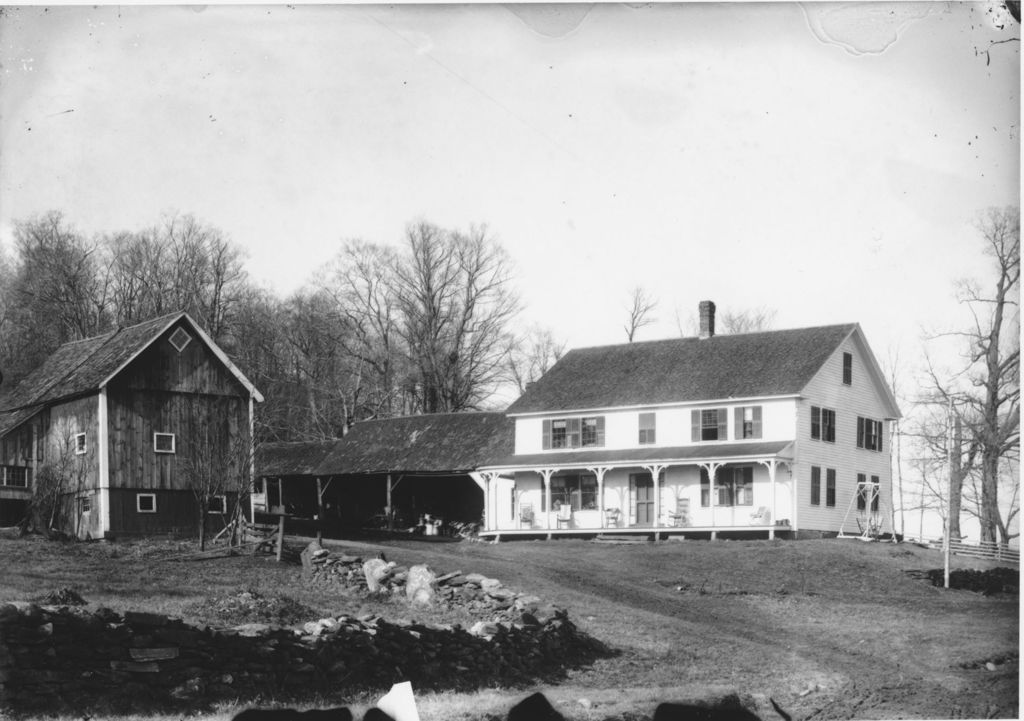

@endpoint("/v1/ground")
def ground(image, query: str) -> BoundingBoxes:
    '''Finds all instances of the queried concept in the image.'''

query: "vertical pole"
[275,513,285,562]
[316,476,324,544]
[944,397,952,589]
[386,473,393,530]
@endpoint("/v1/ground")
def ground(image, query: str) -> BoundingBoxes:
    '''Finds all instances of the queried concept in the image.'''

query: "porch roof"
[480,440,793,471]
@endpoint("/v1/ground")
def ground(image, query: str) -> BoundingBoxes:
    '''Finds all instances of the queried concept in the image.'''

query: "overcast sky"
[1,2,1019,366]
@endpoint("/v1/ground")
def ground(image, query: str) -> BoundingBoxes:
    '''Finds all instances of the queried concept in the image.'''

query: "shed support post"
[386,474,393,530]
[316,477,324,544]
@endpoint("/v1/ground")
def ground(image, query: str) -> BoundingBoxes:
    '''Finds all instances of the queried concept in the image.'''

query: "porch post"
[701,462,721,540]
[468,471,492,530]
[587,466,611,529]
[642,464,667,540]
[757,459,777,540]
[535,469,554,533]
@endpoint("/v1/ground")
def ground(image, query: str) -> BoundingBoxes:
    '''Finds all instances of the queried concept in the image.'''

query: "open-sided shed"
[255,412,513,534]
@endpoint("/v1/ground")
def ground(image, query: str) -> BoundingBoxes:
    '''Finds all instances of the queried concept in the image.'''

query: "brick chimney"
[699,300,716,339]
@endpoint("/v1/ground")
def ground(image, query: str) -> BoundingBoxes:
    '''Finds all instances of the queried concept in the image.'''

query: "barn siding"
[795,333,894,534]
[107,488,239,537]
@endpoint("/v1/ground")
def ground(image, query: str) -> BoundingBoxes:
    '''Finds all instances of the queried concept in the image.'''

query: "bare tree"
[506,325,566,395]
[394,222,519,413]
[624,286,657,342]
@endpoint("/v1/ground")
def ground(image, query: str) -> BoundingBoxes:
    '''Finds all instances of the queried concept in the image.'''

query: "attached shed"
[256,412,513,535]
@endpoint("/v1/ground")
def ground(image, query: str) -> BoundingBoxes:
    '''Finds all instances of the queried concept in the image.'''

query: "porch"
[473,441,795,541]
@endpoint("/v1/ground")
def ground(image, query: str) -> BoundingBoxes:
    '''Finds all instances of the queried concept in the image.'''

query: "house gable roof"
[506,324,860,414]
[0,312,262,423]
[311,412,515,476]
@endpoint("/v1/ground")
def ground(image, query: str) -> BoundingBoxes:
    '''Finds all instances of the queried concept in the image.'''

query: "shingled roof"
[311,412,515,476]
[257,441,338,478]
[0,311,261,425]
[506,324,859,414]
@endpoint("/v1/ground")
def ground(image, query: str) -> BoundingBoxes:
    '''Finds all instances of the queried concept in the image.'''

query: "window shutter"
[856,417,865,448]
[542,420,551,450]
[628,476,637,525]
[691,410,700,442]
[877,421,883,452]
[596,416,605,447]
[568,418,581,448]
[734,407,743,439]
[717,408,728,440]
[752,406,763,438]
[811,466,821,505]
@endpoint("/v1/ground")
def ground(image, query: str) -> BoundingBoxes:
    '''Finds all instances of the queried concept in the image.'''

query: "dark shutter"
[717,408,728,440]
[691,410,700,442]
[596,416,606,447]
[752,406,763,439]
[811,466,821,505]
[856,417,865,448]
[877,421,883,452]
[843,352,853,385]
[542,419,551,450]
[734,407,744,440]
[811,406,821,439]
[826,468,836,507]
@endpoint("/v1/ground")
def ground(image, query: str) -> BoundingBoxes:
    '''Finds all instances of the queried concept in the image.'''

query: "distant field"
[1,534,1018,720]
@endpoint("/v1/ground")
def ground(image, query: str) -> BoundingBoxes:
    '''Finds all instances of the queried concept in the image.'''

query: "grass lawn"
[1,533,1018,720]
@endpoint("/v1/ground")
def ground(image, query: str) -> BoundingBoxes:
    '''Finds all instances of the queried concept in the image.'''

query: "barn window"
[153,433,176,454]
[208,495,227,514]
[1,466,29,488]
[80,496,92,514]
[168,327,192,353]
[136,493,157,513]
[75,433,87,455]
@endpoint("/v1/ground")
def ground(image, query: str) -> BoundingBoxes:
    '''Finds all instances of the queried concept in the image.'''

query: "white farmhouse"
[473,301,901,540]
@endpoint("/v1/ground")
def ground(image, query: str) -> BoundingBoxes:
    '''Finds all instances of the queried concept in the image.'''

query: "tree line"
[0,212,564,442]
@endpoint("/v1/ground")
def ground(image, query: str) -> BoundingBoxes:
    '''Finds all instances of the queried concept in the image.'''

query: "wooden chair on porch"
[519,503,534,529]
[556,503,573,529]
[749,506,771,525]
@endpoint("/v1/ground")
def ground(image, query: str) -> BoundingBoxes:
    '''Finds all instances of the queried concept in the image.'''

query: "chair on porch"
[749,506,771,525]
[604,508,622,527]
[556,503,573,529]
[519,503,534,529]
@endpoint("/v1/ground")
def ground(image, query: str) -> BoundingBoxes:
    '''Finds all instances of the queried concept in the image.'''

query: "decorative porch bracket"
[533,469,556,532]
[698,462,722,539]
[586,466,613,529]
[641,464,667,538]
[469,471,502,531]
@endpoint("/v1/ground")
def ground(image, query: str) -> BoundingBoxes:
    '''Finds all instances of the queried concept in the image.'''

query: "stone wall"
[0,550,610,717]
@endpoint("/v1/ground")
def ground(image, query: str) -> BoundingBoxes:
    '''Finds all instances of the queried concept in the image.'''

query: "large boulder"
[406,565,437,606]
[363,559,397,592]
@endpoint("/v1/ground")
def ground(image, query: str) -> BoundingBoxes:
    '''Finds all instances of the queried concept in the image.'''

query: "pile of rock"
[301,542,563,628]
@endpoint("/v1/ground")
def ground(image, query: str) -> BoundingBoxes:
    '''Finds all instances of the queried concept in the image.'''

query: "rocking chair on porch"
[749,506,771,525]
[519,503,535,529]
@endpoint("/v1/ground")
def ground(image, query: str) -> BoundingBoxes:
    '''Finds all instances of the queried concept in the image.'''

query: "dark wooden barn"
[0,312,263,538]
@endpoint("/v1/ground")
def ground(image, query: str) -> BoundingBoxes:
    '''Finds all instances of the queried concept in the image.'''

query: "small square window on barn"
[75,433,87,455]
[80,496,92,514]
[208,495,227,514]
[168,326,192,353]
[153,433,176,454]
[137,493,157,513]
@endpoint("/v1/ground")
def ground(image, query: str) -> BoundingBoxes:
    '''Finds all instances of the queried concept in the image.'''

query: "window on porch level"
[700,466,753,507]
[544,473,597,512]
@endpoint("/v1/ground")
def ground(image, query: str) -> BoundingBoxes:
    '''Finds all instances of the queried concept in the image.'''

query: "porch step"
[593,534,650,544]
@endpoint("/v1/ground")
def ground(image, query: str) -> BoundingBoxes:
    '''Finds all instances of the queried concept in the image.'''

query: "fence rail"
[925,539,1020,564]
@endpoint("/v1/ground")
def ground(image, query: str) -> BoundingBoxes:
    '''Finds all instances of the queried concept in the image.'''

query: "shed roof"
[301,412,514,476]
[257,441,338,477]
[506,324,859,414]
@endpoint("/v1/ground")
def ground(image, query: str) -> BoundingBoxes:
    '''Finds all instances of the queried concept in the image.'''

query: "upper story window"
[735,406,763,440]
[857,417,884,452]
[75,433,87,455]
[542,417,605,450]
[810,406,836,443]
[691,408,728,442]
[638,412,656,444]
[842,352,853,385]
[154,432,176,454]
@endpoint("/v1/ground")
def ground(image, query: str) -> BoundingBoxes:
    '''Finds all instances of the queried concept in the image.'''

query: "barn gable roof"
[0,311,262,425]
[505,324,860,414]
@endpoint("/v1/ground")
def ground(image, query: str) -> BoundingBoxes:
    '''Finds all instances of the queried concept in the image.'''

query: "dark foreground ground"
[2,533,1018,720]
